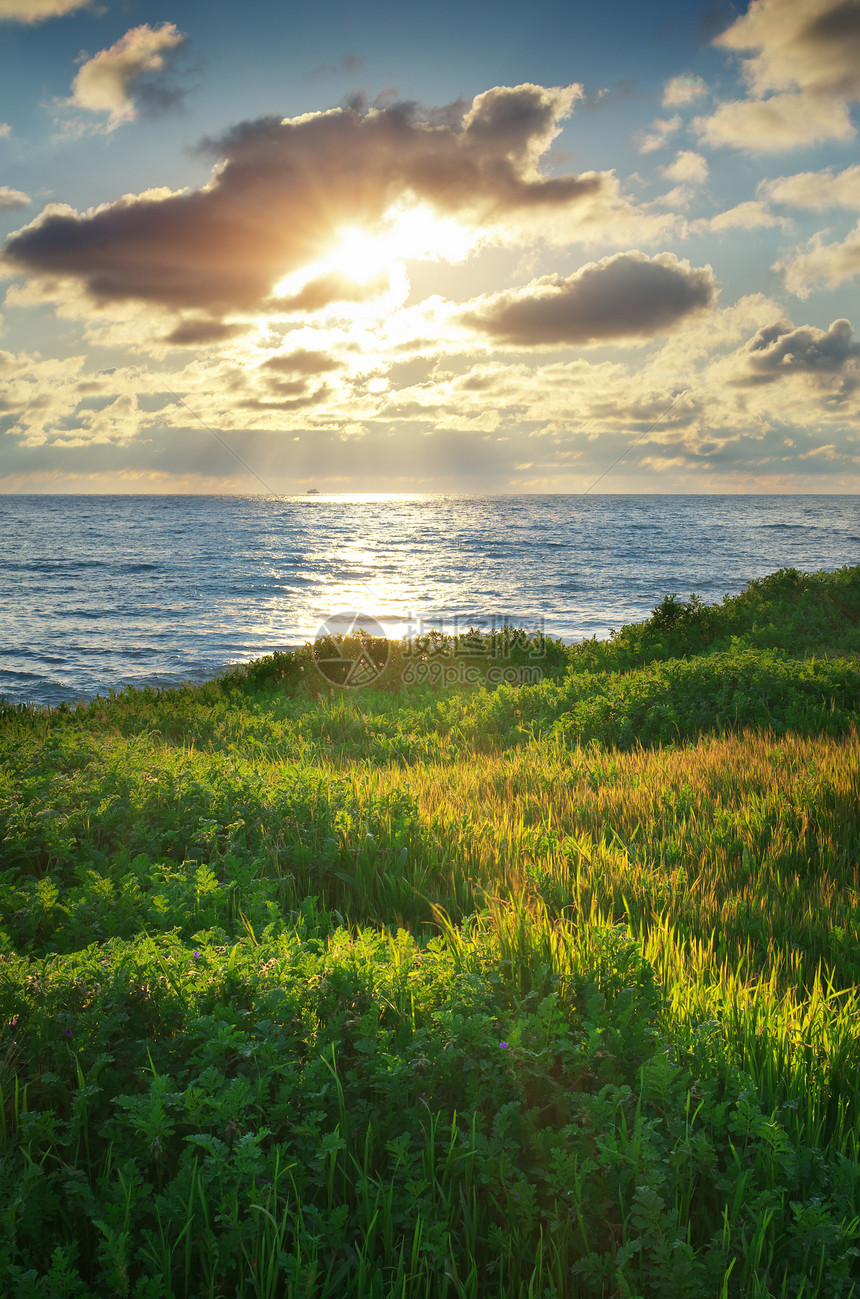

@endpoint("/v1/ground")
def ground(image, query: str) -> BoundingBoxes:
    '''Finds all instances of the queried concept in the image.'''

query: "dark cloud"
[458,371,498,391]
[163,319,247,345]
[463,251,716,347]
[733,317,860,388]
[261,348,343,375]
[803,0,860,47]
[261,378,311,396]
[239,386,331,411]
[338,90,470,127]
[2,84,599,317]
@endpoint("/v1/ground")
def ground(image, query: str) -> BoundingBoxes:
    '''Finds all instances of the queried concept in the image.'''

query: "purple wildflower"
[499,1040,508,1049]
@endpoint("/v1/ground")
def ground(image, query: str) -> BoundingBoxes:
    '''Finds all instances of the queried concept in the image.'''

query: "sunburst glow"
[387,204,474,262]
[328,204,473,278]
[271,202,471,321]
[328,226,393,283]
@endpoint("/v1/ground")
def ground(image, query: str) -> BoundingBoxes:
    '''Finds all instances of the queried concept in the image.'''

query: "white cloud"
[3,290,857,492]
[694,0,860,152]
[662,74,708,106]
[651,184,696,210]
[707,200,784,231]
[660,150,709,184]
[0,0,91,21]
[717,0,860,100]
[779,219,860,297]
[694,90,855,153]
[0,185,30,212]
[0,349,90,446]
[636,115,681,153]
[761,163,860,210]
[0,123,11,138]
[494,170,687,250]
[64,23,187,131]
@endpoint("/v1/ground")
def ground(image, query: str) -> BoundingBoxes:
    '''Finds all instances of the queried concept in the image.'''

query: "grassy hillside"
[1,565,859,1298]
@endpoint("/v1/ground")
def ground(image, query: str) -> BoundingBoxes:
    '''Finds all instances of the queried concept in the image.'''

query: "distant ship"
[306,487,320,495]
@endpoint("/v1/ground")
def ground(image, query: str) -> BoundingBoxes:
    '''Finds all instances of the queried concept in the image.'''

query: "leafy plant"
[1,565,859,1296]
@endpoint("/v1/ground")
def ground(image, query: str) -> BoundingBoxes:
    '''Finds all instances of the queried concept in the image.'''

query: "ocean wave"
[1,493,857,706]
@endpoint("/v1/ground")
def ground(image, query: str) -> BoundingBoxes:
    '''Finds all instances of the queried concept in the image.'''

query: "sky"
[1,0,860,494]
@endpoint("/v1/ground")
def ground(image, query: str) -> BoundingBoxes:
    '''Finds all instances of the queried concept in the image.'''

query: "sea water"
[1,493,858,708]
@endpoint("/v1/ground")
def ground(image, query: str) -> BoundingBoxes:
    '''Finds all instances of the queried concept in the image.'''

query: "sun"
[327,204,473,283]
[386,204,473,263]
[327,226,394,284]
[270,202,473,316]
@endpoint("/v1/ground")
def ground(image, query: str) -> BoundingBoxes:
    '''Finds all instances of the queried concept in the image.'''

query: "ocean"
[1,493,858,708]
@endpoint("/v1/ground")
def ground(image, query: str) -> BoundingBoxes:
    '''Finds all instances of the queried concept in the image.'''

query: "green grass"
[1,564,859,1297]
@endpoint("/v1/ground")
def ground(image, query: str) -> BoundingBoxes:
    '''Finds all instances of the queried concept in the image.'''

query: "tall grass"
[1,565,859,1296]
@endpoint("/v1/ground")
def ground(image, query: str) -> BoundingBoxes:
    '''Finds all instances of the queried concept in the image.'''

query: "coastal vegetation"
[1,564,859,1298]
